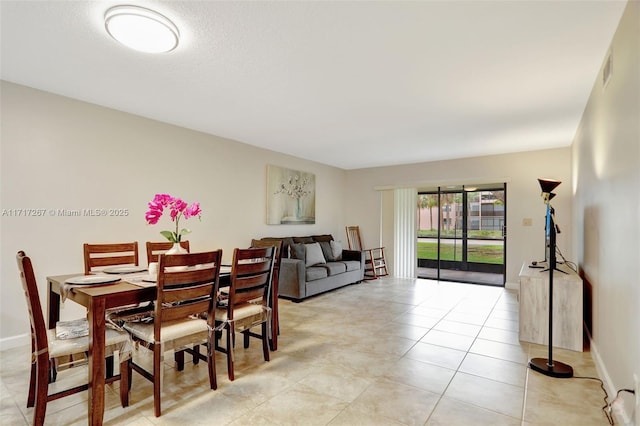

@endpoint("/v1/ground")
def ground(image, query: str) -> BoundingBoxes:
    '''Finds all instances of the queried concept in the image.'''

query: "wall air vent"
[603,51,613,89]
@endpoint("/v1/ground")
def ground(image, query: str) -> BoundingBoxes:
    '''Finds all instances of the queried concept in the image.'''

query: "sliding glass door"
[417,184,506,286]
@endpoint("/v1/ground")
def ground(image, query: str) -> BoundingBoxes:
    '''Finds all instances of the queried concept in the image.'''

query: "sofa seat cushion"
[322,262,347,276]
[342,260,361,272]
[306,266,328,281]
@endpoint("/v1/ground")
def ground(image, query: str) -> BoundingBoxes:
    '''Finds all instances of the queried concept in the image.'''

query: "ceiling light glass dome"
[105,6,179,53]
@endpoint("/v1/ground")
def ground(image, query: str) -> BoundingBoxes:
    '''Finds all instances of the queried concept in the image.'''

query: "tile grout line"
[521,364,532,426]
[424,286,502,424]
[432,287,528,422]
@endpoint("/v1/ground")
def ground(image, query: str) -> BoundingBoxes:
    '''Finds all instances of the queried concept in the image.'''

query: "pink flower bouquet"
[145,194,201,243]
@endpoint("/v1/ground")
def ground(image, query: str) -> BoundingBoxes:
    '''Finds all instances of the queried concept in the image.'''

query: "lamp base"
[529,358,573,378]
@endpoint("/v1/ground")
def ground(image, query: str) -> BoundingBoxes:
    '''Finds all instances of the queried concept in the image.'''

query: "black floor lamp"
[528,178,573,378]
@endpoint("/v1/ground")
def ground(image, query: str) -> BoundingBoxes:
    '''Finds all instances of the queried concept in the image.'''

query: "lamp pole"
[529,180,573,378]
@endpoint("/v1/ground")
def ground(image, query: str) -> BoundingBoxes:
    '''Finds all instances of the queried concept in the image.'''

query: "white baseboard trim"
[0,333,29,352]
[589,330,633,425]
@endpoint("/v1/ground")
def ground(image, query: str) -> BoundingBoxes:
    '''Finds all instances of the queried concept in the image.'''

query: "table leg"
[47,279,61,329]
[88,298,106,426]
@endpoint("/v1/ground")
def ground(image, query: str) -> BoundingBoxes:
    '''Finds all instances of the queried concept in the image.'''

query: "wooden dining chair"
[145,241,190,264]
[84,241,143,378]
[144,240,197,370]
[123,250,222,417]
[16,251,131,426]
[345,225,389,279]
[249,239,283,351]
[214,246,275,381]
[83,242,139,274]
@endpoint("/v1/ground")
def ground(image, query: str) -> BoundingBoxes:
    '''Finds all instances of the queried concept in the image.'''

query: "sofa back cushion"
[293,236,314,244]
[257,235,334,259]
[330,240,343,261]
[305,242,326,267]
[290,243,306,261]
[319,241,334,261]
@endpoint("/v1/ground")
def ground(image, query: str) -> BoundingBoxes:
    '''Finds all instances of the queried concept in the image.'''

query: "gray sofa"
[253,235,364,302]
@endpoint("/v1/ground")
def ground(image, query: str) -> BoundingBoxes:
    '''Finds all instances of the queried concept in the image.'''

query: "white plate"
[142,275,157,283]
[103,266,148,274]
[65,275,121,285]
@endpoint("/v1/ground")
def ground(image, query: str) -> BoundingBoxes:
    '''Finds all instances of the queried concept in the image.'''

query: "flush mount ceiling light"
[105,5,179,53]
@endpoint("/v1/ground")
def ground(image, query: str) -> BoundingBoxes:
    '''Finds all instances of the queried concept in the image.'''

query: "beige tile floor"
[1,277,615,425]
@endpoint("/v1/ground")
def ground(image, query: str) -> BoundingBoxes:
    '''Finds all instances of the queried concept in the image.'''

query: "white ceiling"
[0,1,627,170]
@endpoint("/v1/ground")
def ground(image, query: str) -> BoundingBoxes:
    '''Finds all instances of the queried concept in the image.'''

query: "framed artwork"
[267,165,316,224]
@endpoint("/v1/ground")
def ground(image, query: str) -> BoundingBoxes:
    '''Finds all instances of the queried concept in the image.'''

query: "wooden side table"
[518,262,583,352]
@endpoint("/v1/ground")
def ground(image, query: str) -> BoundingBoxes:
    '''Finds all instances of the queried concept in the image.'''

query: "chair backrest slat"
[233,287,266,305]
[249,240,283,312]
[162,283,214,305]
[226,247,275,320]
[250,240,282,271]
[162,269,215,287]
[161,300,212,323]
[88,255,137,268]
[234,272,271,291]
[345,226,364,251]
[16,251,48,353]
[155,250,222,339]
[84,242,139,274]
[235,260,272,276]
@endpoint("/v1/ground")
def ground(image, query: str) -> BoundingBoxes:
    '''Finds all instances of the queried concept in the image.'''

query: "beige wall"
[345,148,573,286]
[0,81,348,347]
[572,1,639,420]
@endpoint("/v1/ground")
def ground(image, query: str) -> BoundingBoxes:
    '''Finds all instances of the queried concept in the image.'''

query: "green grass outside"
[417,242,503,264]
[418,229,502,239]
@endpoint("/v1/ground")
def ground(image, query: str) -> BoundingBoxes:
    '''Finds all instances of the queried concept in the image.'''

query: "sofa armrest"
[279,258,306,300]
[342,249,364,262]
[342,249,365,272]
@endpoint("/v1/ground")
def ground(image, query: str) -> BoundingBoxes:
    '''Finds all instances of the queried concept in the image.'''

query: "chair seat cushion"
[47,328,132,361]
[215,304,266,331]
[124,318,209,346]
[214,303,263,322]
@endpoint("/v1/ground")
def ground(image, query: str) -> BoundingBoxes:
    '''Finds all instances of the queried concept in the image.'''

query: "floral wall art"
[267,165,316,224]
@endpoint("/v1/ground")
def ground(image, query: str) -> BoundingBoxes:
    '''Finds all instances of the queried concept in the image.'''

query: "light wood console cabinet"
[518,262,583,352]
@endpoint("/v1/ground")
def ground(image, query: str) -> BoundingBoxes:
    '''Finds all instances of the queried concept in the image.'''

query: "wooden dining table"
[46,266,278,425]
